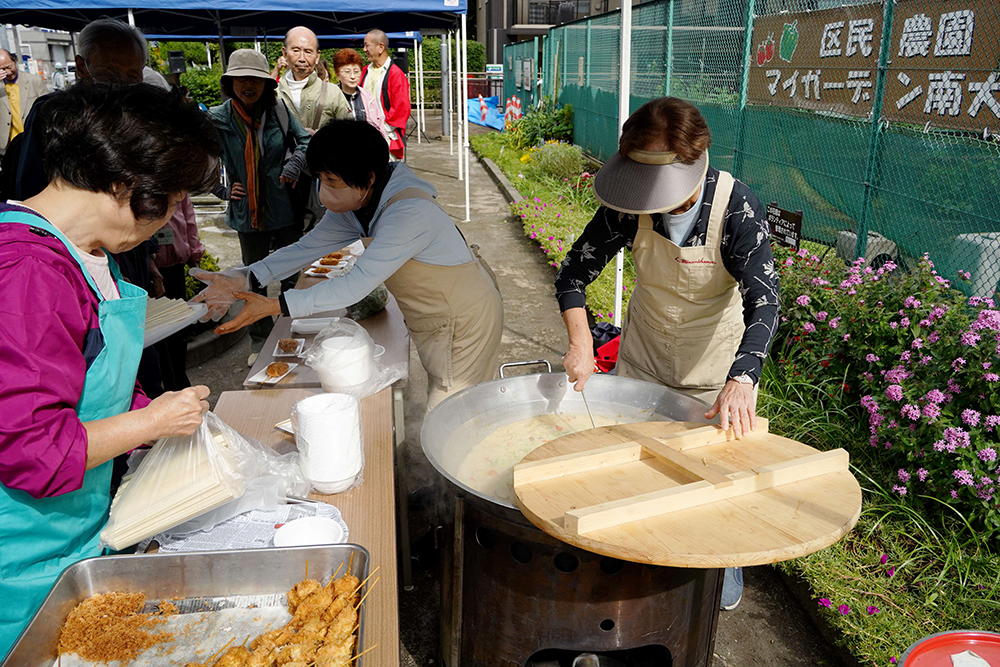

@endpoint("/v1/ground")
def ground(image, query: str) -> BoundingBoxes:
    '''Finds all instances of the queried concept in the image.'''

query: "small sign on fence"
[515,58,523,89]
[768,202,803,251]
[486,63,503,80]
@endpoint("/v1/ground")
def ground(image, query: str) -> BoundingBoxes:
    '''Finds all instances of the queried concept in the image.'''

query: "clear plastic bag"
[291,393,365,494]
[303,318,406,399]
[100,412,308,549]
[345,283,389,321]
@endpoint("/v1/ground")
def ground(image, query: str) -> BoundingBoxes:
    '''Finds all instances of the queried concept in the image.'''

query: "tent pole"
[420,40,427,141]
[456,29,463,181]
[442,32,451,143]
[206,42,212,69]
[414,39,421,144]
[613,0,632,328]
[462,13,470,222]
[127,8,135,27]
[218,22,227,71]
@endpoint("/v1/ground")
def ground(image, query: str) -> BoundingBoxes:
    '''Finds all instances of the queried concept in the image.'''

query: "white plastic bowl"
[272,516,347,547]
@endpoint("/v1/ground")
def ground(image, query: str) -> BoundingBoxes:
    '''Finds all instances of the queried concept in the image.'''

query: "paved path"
[187,117,846,667]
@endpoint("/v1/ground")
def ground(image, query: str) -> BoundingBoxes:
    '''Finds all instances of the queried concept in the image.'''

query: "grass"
[762,359,1000,666]
[471,132,635,322]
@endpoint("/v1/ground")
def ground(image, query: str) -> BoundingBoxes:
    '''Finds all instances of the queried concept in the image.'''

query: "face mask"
[320,183,371,213]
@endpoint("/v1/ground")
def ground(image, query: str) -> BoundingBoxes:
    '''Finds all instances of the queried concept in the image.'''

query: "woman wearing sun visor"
[556,97,781,610]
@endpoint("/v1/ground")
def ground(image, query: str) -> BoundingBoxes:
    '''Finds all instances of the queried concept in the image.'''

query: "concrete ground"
[186,116,845,667]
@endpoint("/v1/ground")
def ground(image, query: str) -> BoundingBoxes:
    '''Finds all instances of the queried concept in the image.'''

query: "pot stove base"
[442,495,722,667]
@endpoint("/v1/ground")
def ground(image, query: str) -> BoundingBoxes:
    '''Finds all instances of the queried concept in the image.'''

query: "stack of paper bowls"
[294,393,364,494]
[314,335,377,393]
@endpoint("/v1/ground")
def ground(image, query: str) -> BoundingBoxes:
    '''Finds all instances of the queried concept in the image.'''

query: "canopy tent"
[0,0,474,221]
[0,1,461,35]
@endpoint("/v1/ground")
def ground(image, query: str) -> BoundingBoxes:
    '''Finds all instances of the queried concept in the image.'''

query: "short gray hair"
[77,18,148,63]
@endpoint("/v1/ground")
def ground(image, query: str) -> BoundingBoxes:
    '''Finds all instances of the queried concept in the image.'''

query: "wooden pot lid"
[513,419,862,568]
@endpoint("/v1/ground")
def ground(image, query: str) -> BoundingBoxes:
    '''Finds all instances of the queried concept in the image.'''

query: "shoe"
[247,353,259,367]
[720,567,743,610]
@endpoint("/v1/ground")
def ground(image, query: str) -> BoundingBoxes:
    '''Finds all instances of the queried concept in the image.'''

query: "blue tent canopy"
[0,1,463,35]
[144,31,424,47]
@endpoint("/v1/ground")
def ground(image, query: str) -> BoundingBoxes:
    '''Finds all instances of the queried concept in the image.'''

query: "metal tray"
[3,544,369,667]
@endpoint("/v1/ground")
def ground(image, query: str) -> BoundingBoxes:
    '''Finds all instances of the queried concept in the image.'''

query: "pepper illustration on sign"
[779,21,799,62]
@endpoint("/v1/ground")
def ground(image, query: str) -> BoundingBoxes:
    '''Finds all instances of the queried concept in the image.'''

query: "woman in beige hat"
[557,97,781,608]
[207,48,313,365]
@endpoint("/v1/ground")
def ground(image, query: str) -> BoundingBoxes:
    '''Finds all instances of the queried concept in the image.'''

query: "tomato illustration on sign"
[754,34,776,66]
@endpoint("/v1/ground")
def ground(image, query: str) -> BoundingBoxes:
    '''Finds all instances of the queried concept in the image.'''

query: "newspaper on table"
[136,503,347,553]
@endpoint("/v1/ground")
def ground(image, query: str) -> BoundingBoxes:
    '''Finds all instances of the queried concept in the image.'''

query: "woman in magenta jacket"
[0,83,218,658]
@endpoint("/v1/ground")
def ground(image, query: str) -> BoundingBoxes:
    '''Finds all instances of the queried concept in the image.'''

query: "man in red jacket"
[361,29,411,160]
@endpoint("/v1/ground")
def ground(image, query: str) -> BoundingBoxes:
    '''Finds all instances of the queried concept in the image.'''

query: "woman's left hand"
[278,174,298,188]
[213,291,281,335]
[705,379,757,439]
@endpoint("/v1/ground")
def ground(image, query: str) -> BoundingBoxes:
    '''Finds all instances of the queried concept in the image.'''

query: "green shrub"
[775,247,1000,537]
[530,142,585,181]
[180,65,223,108]
[185,252,221,301]
[504,99,573,151]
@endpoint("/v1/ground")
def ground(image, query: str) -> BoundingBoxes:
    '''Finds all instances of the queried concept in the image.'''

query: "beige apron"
[363,188,504,410]
[616,171,744,405]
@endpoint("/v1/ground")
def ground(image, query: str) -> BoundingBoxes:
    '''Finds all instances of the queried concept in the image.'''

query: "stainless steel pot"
[421,360,711,510]
[422,362,721,667]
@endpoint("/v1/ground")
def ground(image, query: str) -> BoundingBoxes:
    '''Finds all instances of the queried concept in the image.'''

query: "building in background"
[1,25,76,90]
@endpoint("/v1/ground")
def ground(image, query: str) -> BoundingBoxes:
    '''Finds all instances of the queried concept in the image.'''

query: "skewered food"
[193,572,366,667]
[278,338,300,353]
[312,267,332,274]
[266,362,290,378]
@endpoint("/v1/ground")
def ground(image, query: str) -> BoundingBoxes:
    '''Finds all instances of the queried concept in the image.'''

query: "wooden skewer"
[354,576,380,610]
[329,562,344,585]
[350,644,378,663]
[349,566,381,598]
[305,558,309,580]
[241,634,251,648]
[204,636,236,665]
[347,552,354,574]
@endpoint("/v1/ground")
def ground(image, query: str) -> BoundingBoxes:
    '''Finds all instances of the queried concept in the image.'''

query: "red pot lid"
[903,631,1000,667]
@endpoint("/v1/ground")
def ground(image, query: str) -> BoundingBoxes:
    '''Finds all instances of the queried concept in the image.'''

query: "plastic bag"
[291,393,365,494]
[100,412,308,549]
[303,318,406,399]
[345,283,389,321]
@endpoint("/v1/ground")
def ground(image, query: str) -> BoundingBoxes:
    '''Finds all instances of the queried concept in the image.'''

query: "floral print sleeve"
[721,178,781,383]
[554,166,780,384]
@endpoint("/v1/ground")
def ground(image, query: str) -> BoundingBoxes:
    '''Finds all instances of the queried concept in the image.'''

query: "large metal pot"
[422,363,721,667]
[421,362,711,512]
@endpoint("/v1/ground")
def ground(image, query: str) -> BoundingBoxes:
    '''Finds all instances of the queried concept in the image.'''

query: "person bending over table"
[193,119,504,410]
[556,97,780,611]
[0,83,218,656]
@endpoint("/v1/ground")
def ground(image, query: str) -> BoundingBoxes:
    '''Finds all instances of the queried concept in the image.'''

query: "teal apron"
[0,211,147,659]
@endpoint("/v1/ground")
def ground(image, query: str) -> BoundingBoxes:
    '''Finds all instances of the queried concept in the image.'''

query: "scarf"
[231,100,263,229]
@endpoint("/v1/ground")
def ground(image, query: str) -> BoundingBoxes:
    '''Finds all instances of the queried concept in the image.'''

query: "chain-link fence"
[503,38,541,115]
[507,0,1000,295]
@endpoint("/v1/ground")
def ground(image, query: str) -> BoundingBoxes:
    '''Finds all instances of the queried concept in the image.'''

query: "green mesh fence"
[503,38,540,113]
[507,0,1000,295]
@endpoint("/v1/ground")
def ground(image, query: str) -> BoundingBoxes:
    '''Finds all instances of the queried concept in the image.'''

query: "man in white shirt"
[361,30,411,160]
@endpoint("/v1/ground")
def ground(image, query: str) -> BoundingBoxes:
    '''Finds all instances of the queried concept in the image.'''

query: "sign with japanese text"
[767,203,803,251]
[748,0,999,132]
